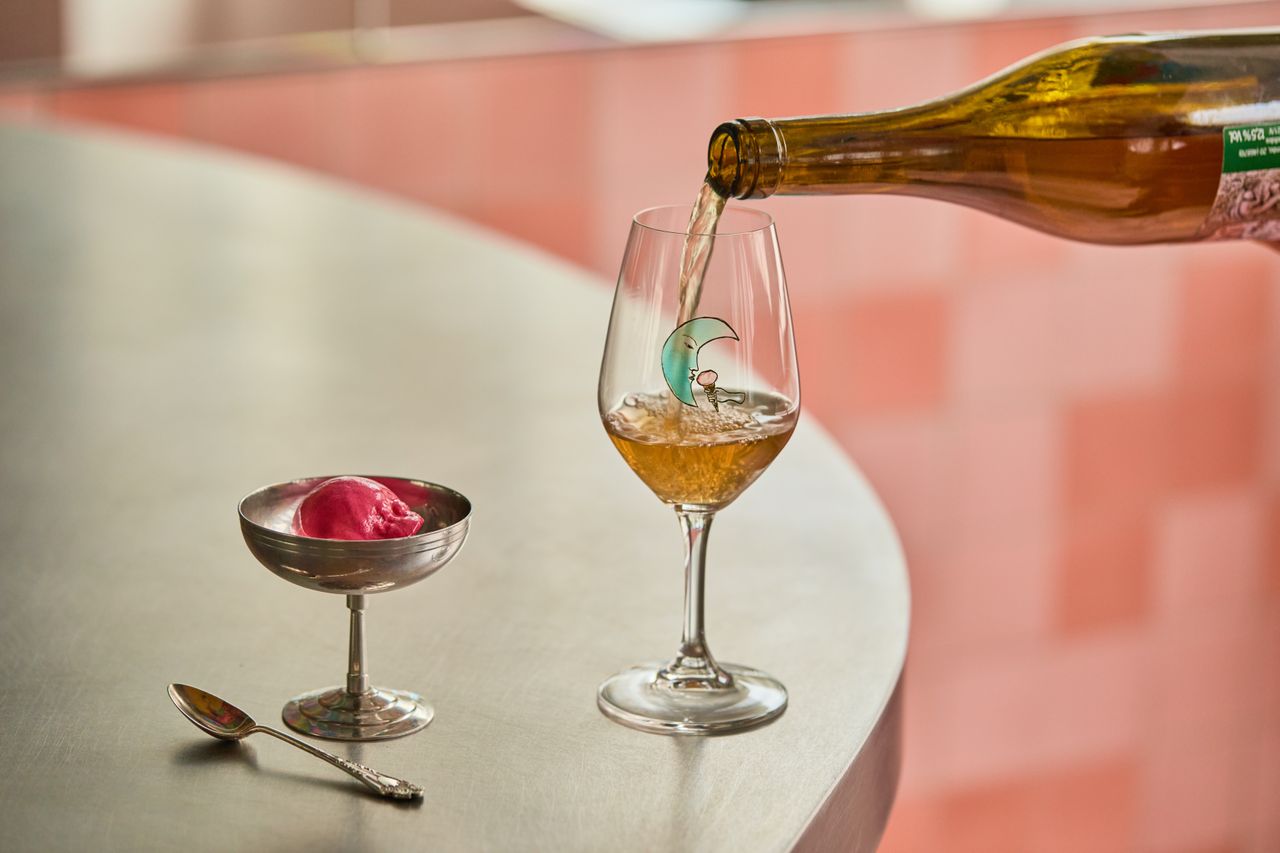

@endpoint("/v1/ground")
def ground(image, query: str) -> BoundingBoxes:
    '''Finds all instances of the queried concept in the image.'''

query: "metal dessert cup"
[239,476,471,741]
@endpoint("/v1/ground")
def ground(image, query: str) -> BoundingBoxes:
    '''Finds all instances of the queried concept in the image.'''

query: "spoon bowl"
[168,683,255,740]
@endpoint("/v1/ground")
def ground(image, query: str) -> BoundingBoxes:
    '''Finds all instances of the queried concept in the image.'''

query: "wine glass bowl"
[238,475,472,740]
[597,203,799,735]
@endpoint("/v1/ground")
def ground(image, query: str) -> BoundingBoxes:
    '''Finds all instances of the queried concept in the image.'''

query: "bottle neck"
[708,114,918,200]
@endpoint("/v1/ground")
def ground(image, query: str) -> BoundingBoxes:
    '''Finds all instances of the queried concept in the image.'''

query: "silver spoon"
[168,683,424,800]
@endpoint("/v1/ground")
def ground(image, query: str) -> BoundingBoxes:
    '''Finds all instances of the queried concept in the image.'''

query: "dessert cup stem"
[347,594,369,695]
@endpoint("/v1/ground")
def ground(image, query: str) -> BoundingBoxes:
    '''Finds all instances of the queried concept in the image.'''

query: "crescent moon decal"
[661,316,739,406]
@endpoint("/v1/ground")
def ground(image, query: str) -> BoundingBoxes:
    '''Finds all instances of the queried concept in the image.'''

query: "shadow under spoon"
[167,683,424,800]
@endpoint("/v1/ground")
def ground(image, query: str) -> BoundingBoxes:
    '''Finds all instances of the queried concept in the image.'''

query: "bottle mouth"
[706,118,782,200]
[706,123,743,198]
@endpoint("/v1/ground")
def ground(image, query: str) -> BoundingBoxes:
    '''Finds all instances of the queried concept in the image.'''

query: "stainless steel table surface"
[0,123,909,852]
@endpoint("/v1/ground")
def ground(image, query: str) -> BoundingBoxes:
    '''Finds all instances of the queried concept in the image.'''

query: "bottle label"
[1201,122,1280,240]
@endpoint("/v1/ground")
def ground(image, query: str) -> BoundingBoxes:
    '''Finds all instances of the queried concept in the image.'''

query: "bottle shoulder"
[941,29,1280,138]
[759,30,1280,141]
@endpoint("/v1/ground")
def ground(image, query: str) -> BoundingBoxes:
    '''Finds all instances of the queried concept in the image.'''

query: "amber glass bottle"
[706,30,1280,244]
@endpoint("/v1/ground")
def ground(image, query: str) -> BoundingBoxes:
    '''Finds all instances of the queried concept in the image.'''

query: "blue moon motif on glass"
[661,316,739,407]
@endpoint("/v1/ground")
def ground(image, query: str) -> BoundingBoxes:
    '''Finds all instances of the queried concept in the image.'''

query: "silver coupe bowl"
[238,475,471,595]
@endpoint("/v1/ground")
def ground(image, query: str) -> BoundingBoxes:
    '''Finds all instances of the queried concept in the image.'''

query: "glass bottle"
[706,29,1280,243]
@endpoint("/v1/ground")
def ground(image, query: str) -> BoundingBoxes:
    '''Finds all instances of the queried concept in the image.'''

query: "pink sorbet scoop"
[292,476,425,540]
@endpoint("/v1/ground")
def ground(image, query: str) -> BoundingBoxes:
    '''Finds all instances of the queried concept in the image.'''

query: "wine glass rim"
[633,204,774,237]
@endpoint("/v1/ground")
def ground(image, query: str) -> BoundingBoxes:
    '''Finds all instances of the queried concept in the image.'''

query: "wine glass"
[597,203,799,734]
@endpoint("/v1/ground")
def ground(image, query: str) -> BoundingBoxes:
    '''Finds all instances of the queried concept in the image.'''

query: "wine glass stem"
[346,594,370,696]
[662,507,734,689]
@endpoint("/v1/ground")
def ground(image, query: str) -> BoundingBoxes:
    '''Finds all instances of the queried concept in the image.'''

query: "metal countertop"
[0,123,908,852]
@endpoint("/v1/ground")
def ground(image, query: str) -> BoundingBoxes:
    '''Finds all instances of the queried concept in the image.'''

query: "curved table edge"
[792,674,904,852]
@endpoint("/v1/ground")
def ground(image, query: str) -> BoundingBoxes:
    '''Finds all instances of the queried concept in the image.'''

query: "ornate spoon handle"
[252,725,424,799]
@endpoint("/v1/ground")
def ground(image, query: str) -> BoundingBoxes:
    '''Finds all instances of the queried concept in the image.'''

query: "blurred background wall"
[3,2,1279,850]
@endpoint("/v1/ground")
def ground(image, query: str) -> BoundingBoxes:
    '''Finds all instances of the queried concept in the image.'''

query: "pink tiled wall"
[6,4,1280,850]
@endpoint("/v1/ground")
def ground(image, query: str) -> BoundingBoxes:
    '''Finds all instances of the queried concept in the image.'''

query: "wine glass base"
[597,662,787,735]
[282,685,433,741]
